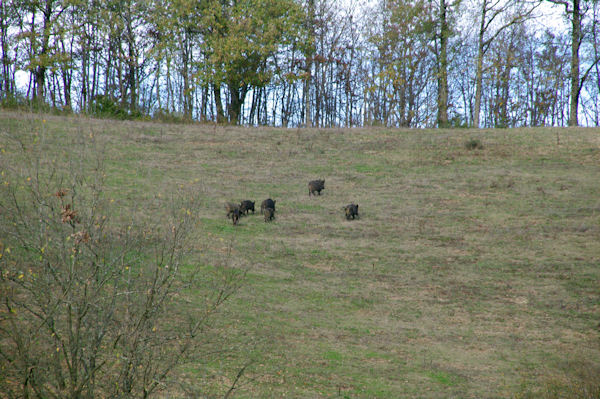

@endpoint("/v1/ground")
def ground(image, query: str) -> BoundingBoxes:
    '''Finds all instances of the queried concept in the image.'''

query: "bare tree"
[472,0,539,127]
[367,0,435,127]
[545,0,600,126]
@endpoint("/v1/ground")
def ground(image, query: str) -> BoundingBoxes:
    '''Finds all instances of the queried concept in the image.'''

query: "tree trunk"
[473,0,487,128]
[228,83,248,124]
[437,0,449,127]
[125,8,136,112]
[34,66,46,103]
[593,2,600,125]
[0,0,13,95]
[569,0,581,126]
[303,0,315,127]
[200,85,208,122]
[81,31,88,110]
[213,84,225,123]
[499,65,510,127]
[34,0,54,103]
[304,67,312,127]
[60,35,73,110]
[155,58,161,111]
[182,32,193,119]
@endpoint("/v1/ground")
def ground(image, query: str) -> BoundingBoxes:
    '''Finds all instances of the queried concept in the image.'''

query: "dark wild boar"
[308,179,325,196]
[261,198,276,214]
[344,203,359,220]
[240,200,255,215]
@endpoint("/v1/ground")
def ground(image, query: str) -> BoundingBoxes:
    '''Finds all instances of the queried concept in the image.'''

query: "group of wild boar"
[224,179,359,225]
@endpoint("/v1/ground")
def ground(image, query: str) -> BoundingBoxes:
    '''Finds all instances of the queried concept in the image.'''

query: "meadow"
[1,111,599,398]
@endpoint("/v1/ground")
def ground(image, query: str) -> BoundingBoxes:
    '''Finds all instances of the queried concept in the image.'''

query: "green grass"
[426,370,461,386]
[1,110,600,398]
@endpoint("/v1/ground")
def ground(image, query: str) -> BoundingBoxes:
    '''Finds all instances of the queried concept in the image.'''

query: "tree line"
[1,0,599,128]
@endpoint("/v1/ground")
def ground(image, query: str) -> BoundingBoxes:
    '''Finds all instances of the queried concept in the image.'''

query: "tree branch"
[223,361,253,399]
[577,54,600,98]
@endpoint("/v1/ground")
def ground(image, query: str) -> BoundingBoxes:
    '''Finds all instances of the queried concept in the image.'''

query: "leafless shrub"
[0,131,243,398]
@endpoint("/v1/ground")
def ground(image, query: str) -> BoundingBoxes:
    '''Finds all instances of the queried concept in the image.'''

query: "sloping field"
[1,111,599,398]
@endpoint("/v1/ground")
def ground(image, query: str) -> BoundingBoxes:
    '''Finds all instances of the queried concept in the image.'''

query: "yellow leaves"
[18,274,24,279]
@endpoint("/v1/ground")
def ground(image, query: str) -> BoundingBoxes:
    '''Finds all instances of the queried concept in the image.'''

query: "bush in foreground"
[0,129,242,398]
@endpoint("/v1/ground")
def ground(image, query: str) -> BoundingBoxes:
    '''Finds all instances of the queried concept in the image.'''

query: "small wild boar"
[344,203,359,220]
[225,202,239,216]
[239,200,255,215]
[225,202,241,225]
[230,207,240,225]
[261,198,276,214]
[263,207,275,222]
[308,179,325,196]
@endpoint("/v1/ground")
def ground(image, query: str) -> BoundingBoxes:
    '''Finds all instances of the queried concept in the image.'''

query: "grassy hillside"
[1,111,599,398]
